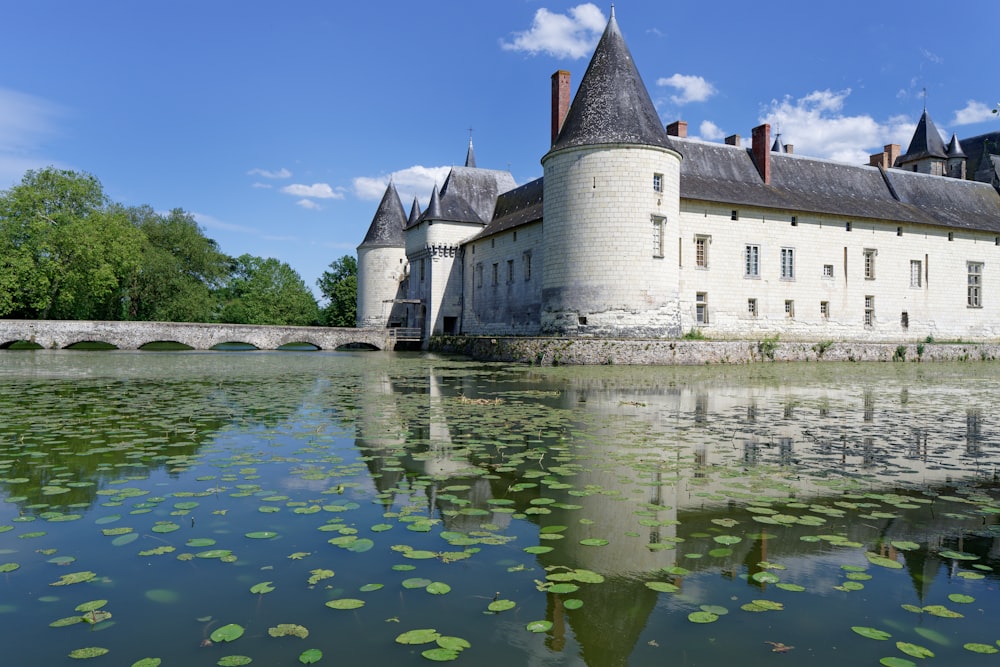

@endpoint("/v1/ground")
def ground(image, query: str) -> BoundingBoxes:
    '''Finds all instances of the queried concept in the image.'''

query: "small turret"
[897,110,948,175]
[356,182,408,328]
[946,133,967,179]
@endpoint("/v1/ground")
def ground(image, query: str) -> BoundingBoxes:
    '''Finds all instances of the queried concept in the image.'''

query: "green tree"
[217,254,319,325]
[122,206,230,322]
[317,255,357,327]
[0,168,143,319]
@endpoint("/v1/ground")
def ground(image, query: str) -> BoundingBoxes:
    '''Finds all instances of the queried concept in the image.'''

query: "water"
[2,351,1000,666]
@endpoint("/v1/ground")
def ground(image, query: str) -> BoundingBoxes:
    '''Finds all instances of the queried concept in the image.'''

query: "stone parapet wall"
[431,335,1000,366]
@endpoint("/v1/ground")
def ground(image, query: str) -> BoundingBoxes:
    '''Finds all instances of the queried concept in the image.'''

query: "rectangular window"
[507,259,514,283]
[696,292,708,324]
[864,249,876,280]
[731,210,739,221]
[747,298,757,318]
[897,226,903,237]
[652,217,664,257]
[820,301,829,319]
[823,264,834,278]
[968,262,983,308]
[744,244,760,278]
[512,231,517,242]
[475,263,483,288]
[695,235,710,268]
[780,247,795,280]
[491,263,498,286]
[791,215,798,227]
[948,232,955,242]
[785,300,794,318]
[864,295,874,326]
[420,258,425,282]
[523,252,531,281]
[910,260,922,288]
[846,221,853,232]
[901,311,909,329]
[653,173,663,193]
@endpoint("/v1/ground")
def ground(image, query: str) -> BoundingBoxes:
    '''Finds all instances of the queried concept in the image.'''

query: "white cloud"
[0,87,65,185]
[657,74,717,105]
[247,167,291,179]
[191,212,258,235]
[500,4,605,60]
[251,182,272,189]
[353,165,452,205]
[920,48,943,65]
[281,183,343,199]
[761,88,905,164]
[952,100,996,126]
[699,120,725,141]
[295,198,321,210]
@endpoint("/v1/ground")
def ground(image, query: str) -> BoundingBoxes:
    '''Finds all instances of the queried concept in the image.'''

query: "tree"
[317,255,357,327]
[216,254,320,325]
[122,206,230,322]
[0,168,143,319]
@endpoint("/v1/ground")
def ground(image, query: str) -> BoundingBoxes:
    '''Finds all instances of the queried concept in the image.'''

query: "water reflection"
[2,353,1000,666]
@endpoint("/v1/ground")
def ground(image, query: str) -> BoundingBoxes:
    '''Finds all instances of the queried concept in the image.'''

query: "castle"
[357,10,1000,343]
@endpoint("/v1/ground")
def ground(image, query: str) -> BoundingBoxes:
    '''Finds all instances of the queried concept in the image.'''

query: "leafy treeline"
[0,168,357,326]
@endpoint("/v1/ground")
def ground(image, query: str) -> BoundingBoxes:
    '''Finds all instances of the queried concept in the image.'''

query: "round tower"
[540,10,682,337]
[356,183,408,328]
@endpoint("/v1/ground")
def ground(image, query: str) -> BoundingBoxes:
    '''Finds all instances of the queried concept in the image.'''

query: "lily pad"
[421,648,459,662]
[51,571,97,586]
[964,643,999,654]
[69,647,109,659]
[853,626,892,640]
[298,649,323,664]
[426,582,451,595]
[210,623,245,643]
[564,599,583,609]
[488,599,516,612]
[326,598,365,610]
[250,582,275,594]
[395,628,441,645]
[896,642,934,659]
[245,531,278,539]
[526,620,553,633]
[688,611,719,623]
[268,624,309,638]
[217,657,252,666]
[579,538,609,546]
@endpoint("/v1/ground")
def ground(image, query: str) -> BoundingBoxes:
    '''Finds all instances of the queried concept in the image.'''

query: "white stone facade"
[356,245,407,328]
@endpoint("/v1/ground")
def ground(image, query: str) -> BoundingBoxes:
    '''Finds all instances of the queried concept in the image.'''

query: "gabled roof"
[548,11,670,153]
[358,182,406,248]
[898,110,948,164]
[466,177,544,243]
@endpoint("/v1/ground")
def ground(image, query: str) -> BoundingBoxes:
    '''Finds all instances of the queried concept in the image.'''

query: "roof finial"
[922,87,927,112]
[464,129,477,169]
[610,4,615,19]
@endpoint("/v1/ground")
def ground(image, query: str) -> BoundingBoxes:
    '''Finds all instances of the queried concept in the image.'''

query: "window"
[780,247,795,280]
[822,264,834,278]
[901,311,909,329]
[864,248,876,280]
[791,216,798,227]
[897,226,903,237]
[820,301,829,319]
[968,262,983,308]
[744,244,760,278]
[491,263,498,286]
[864,295,874,326]
[747,298,757,318]
[785,300,794,318]
[695,235,710,268]
[652,217,664,257]
[948,232,955,242]
[910,260,922,288]
[512,231,517,242]
[523,252,531,281]
[731,210,739,221]
[420,259,425,282]
[475,263,483,288]
[696,292,708,324]
[507,259,514,283]
[846,221,853,232]
[653,173,663,193]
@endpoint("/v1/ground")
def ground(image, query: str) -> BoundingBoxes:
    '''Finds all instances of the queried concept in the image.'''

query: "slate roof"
[465,139,477,168]
[548,12,670,153]
[466,177,544,242]
[898,110,948,164]
[411,166,516,228]
[959,130,1000,178]
[885,169,1000,231]
[358,182,406,248]
[946,134,966,158]
[407,197,421,226]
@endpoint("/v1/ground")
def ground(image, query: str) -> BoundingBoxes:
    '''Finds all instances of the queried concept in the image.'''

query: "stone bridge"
[0,320,406,351]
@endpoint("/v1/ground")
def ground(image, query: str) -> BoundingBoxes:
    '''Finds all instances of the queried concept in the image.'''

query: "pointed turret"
[897,110,948,175]
[465,139,477,168]
[946,133,966,158]
[946,133,968,179]
[359,182,406,248]
[407,197,421,227]
[423,184,443,220]
[771,133,787,153]
[548,11,669,153]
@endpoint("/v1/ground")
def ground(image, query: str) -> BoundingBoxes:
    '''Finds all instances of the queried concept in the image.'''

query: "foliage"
[317,255,357,327]
[217,254,319,325]
[0,168,144,319]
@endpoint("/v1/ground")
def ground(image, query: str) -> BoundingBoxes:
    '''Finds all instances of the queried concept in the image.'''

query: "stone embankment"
[431,336,1000,366]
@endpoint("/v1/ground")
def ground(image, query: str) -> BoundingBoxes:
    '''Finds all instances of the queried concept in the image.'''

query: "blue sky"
[3,1,998,299]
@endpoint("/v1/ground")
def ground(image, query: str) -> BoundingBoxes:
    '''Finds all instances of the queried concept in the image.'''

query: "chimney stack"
[785,144,793,155]
[751,124,771,184]
[551,70,571,146]
[666,120,688,138]
[725,134,741,147]
[868,144,901,169]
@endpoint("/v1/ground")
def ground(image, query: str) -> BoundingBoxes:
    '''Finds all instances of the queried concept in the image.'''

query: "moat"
[2,350,1000,666]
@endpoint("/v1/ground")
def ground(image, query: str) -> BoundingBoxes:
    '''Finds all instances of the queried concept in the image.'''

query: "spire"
[548,9,669,152]
[465,136,477,168]
[407,197,421,227]
[771,133,786,153]
[423,184,442,220]
[359,182,406,248]
[946,133,966,158]
[901,110,948,161]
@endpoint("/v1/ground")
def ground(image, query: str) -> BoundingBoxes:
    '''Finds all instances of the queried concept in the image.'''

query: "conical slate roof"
[407,197,421,226]
[465,139,477,168]
[900,110,948,163]
[549,11,669,153]
[359,182,406,248]
[946,133,966,158]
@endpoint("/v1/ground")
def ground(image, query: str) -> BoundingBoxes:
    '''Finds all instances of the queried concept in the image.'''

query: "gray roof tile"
[358,182,406,248]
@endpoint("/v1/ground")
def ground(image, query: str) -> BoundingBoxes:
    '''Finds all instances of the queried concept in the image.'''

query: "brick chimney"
[784,144,794,155]
[551,70,570,146]
[885,144,900,167]
[751,124,771,184]
[666,120,687,138]
[725,134,741,147]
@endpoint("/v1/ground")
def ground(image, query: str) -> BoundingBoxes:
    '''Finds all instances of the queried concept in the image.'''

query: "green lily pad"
[879,658,915,667]
[75,600,108,612]
[326,598,365,610]
[896,642,934,659]
[964,643,999,654]
[131,659,162,667]
[644,581,678,593]
[852,626,892,640]
[564,599,583,609]
[752,571,780,584]
[298,649,323,664]
[346,538,374,553]
[922,604,963,618]
[187,538,216,547]
[948,593,975,604]
[359,583,383,592]
[51,616,85,628]
[51,571,97,586]
[526,620,553,633]
[217,657,252,666]
[579,538,609,546]
[426,582,451,595]
[210,623,245,643]
[713,535,742,545]
[488,599,516,612]
[547,583,579,594]
[245,531,278,539]
[890,541,920,551]
[69,647,109,659]
[395,628,441,645]
[775,583,805,592]
[250,581,275,594]
[268,624,309,638]
[402,578,432,589]
[151,522,179,533]
[866,553,903,569]
[939,550,978,561]
[523,546,553,555]
[0,563,19,573]
[421,648,459,662]
[688,611,718,623]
